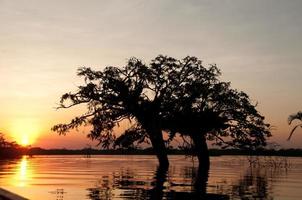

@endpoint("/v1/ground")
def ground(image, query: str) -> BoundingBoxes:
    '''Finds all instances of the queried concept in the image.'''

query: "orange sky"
[0,0,302,149]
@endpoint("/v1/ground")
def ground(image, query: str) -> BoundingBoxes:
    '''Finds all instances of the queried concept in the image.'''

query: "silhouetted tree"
[287,111,302,140]
[0,133,6,148]
[52,56,170,166]
[0,132,24,158]
[52,55,270,168]
[0,132,17,149]
[158,57,271,169]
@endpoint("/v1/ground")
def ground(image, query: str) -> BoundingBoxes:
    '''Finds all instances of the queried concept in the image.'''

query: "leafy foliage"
[155,56,271,150]
[0,132,18,148]
[0,132,25,158]
[52,55,271,150]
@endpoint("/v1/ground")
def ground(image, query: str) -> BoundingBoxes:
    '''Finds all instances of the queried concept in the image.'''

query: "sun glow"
[11,155,34,187]
[9,119,40,146]
[21,137,29,146]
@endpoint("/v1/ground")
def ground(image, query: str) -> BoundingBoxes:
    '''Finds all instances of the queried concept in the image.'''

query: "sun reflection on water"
[13,155,33,187]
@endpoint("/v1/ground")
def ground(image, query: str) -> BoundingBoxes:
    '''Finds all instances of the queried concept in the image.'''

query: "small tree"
[287,111,302,140]
[0,132,23,158]
[0,132,15,148]
[52,55,271,168]
[0,133,7,148]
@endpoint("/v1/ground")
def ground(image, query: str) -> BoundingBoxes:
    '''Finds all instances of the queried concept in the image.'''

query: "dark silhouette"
[53,56,171,167]
[86,165,229,200]
[147,165,229,200]
[0,132,26,159]
[52,55,271,168]
[26,147,302,157]
[288,111,302,140]
[156,56,271,169]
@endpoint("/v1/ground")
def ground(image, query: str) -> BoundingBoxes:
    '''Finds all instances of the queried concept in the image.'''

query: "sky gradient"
[0,0,302,149]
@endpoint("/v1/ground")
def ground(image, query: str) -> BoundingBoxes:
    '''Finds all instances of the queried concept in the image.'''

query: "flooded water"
[0,155,302,200]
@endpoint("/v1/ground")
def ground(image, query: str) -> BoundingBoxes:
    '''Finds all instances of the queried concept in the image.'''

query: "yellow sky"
[0,0,302,148]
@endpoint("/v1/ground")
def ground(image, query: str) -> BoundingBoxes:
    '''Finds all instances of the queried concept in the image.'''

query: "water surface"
[0,155,302,199]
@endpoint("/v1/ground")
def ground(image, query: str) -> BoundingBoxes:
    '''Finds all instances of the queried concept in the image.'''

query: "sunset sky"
[0,0,302,149]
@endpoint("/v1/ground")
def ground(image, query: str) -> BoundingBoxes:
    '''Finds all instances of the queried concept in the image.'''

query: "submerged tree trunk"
[191,134,210,170]
[193,165,209,198]
[148,128,169,167]
[150,164,169,199]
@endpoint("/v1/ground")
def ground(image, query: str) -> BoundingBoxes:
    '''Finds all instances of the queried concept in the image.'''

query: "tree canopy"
[0,132,25,158]
[52,55,271,166]
[0,132,18,149]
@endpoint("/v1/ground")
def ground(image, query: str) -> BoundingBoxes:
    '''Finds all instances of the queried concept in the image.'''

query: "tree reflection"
[86,177,114,200]
[148,164,168,199]
[192,166,209,198]
[86,158,290,200]
[231,164,286,200]
[86,165,229,200]
[212,157,289,200]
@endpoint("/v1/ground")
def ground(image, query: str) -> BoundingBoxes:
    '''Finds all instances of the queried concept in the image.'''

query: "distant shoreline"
[24,147,302,157]
[3,147,302,159]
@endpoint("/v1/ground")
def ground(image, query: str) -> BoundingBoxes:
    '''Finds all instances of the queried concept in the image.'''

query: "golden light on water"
[12,156,33,187]
[9,119,40,146]
[20,157,28,179]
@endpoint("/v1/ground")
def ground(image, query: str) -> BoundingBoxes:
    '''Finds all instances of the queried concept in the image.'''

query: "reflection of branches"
[87,187,113,200]
[231,157,289,200]
[232,168,271,200]
[247,156,291,169]
[86,165,230,200]
[86,177,114,200]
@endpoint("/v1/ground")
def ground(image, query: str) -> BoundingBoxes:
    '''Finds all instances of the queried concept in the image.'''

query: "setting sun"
[8,119,40,146]
[20,137,29,146]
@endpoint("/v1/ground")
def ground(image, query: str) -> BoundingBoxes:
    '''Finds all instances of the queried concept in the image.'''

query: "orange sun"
[9,119,40,146]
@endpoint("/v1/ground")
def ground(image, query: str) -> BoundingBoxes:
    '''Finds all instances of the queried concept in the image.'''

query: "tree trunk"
[191,134,210,170]
[149,128,169,167]
[137,111,169,167]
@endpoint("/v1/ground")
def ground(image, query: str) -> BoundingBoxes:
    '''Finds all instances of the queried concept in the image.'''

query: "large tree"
[160,78,271,169]
[53,56,170,166]
[52,55,271,168]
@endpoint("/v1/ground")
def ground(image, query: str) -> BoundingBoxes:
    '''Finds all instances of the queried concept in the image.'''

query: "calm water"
[0,155,302,200]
